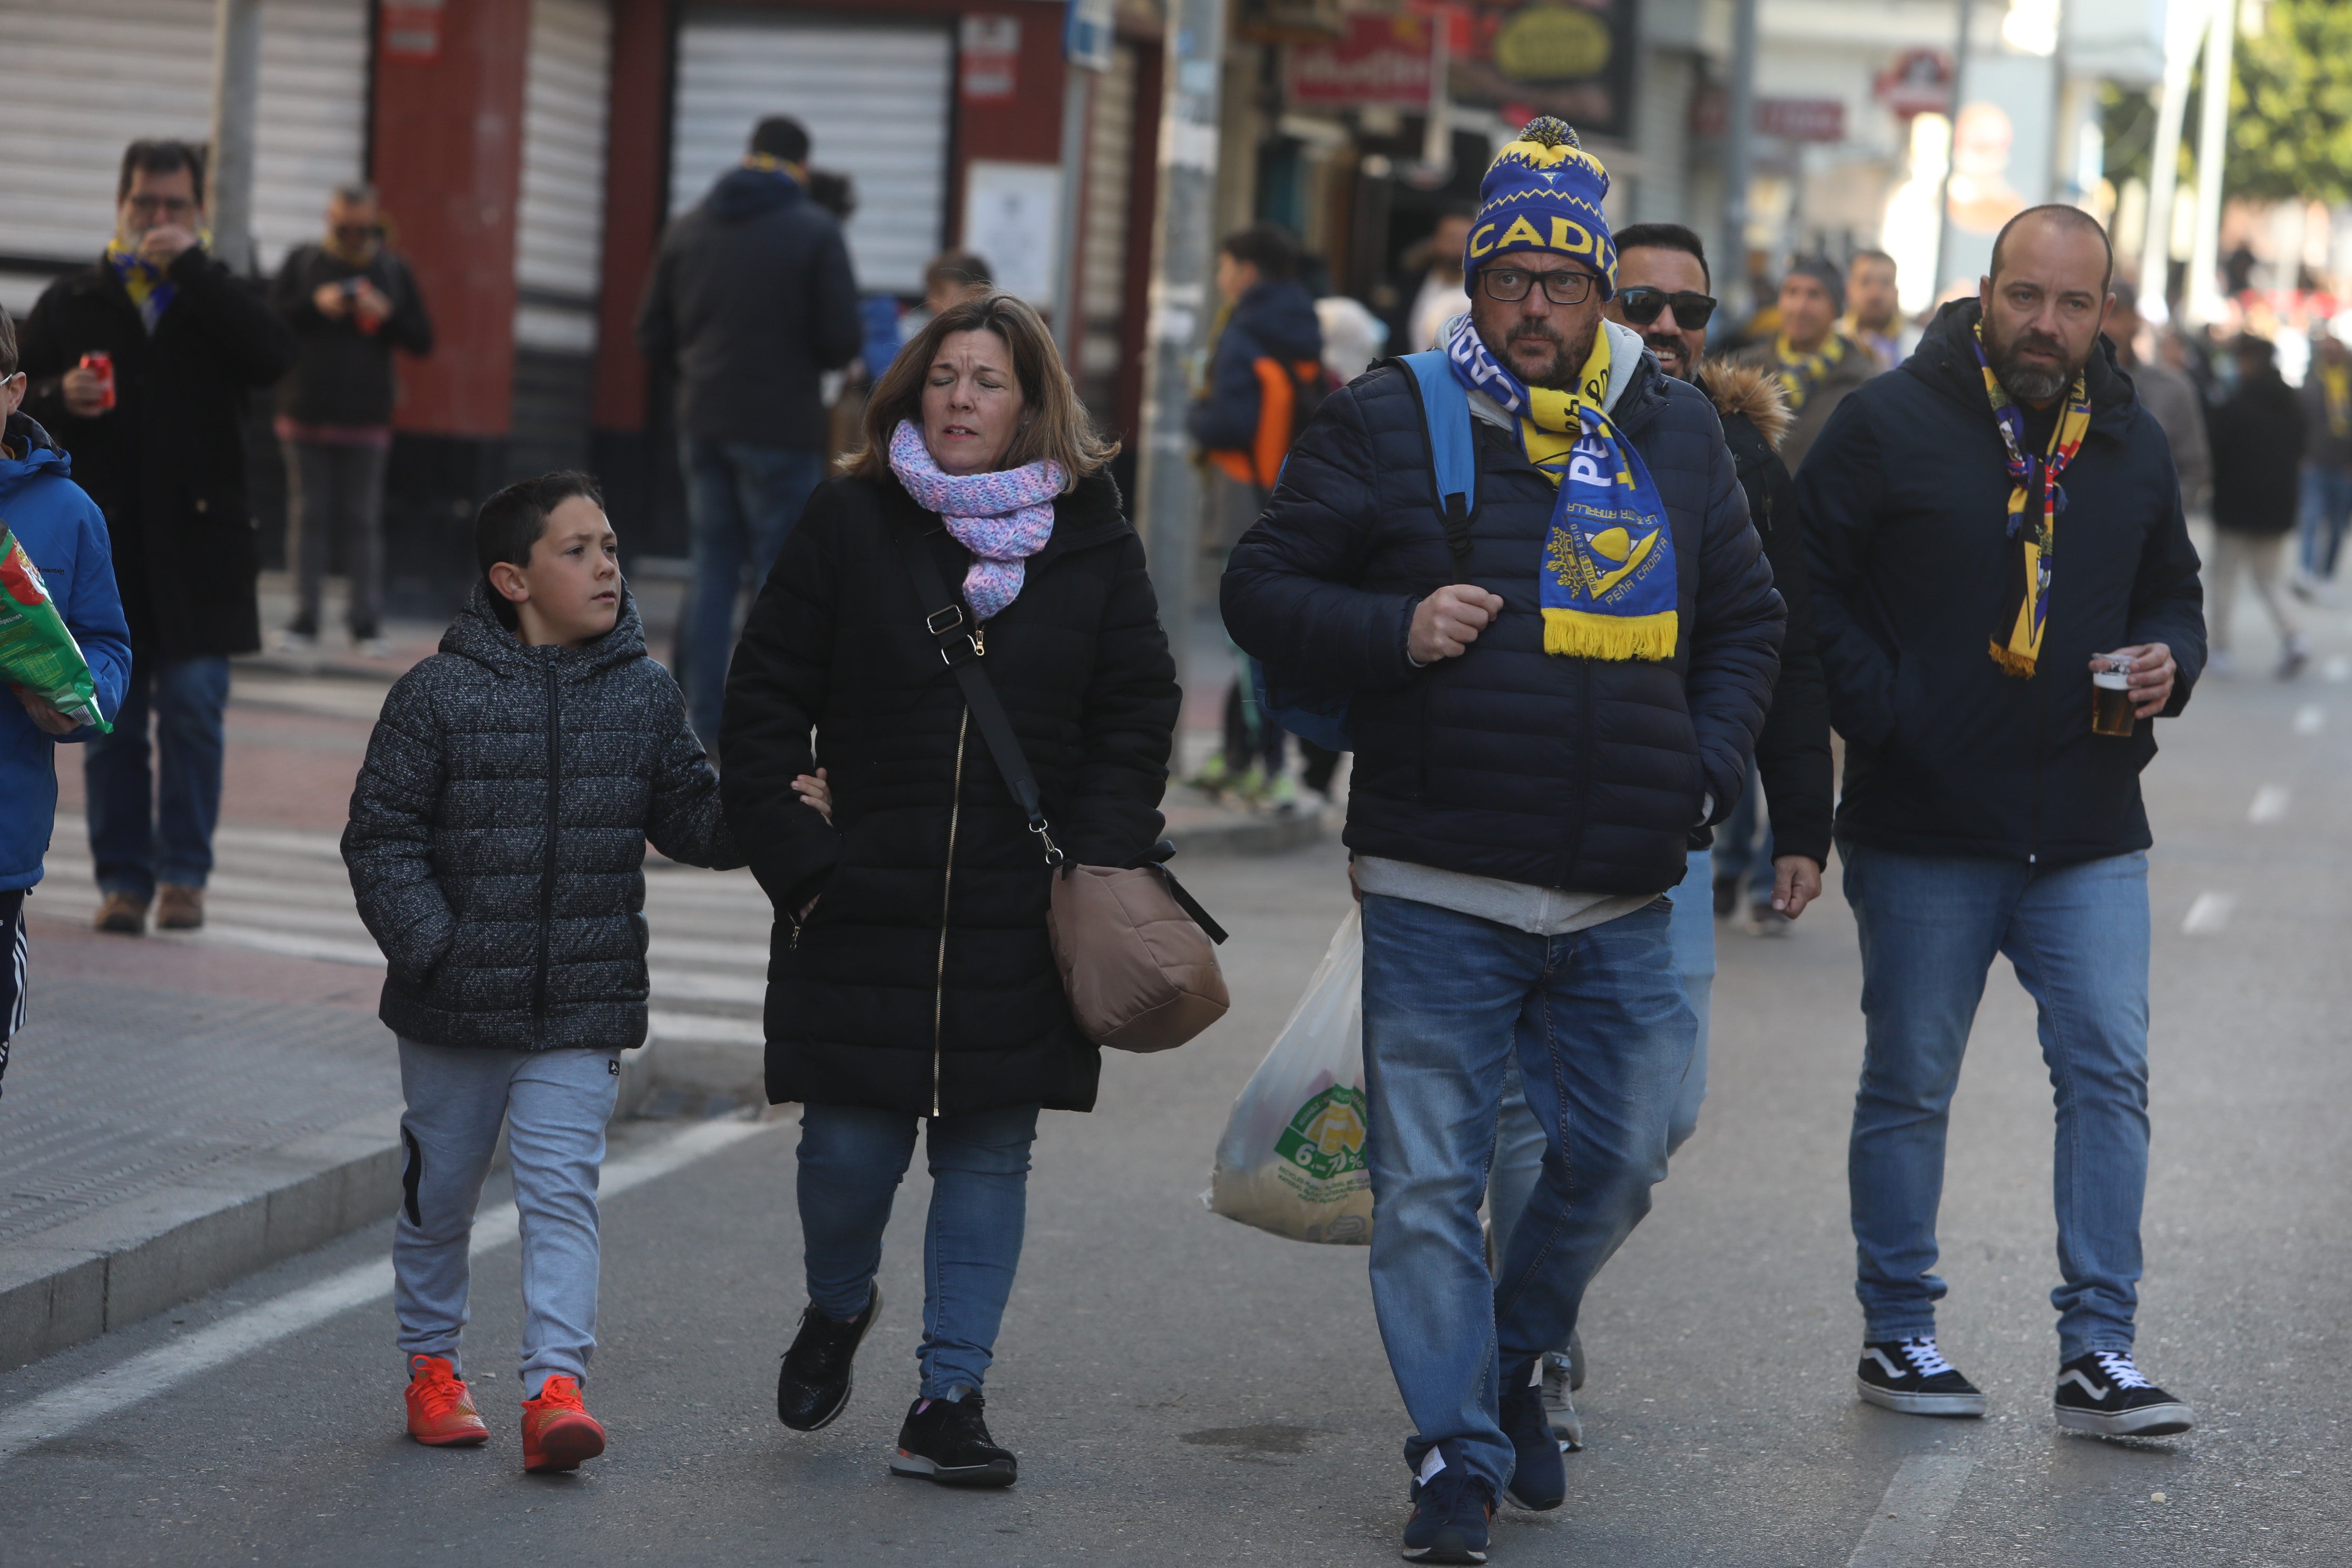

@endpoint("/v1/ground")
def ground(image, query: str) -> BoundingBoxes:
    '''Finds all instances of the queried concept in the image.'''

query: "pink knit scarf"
[888,420,1063,622]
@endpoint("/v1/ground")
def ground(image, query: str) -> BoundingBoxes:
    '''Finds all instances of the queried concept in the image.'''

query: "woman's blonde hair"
[841,292,1118,489]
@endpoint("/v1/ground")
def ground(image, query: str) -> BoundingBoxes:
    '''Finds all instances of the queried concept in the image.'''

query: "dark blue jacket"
[1222,336,1785,895]
[1,413,131,892]
[1800,299,2206,865]
[636,166,862,447]
[1187,279,1324,460]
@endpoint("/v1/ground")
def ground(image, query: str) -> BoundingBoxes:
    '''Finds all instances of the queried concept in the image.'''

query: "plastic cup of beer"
[2092,656,2135,737]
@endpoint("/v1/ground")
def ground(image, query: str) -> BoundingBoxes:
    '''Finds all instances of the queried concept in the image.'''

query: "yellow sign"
[1495,4,1612,82]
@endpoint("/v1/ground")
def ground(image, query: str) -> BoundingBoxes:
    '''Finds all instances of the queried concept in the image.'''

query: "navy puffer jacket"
[344,587,741,1051]
[1222,330,1785,895]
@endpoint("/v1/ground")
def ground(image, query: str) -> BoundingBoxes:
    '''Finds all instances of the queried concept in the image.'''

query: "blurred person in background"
[2105,282,2210,514]
[1844,249,1905,371]
[1188,223,1327,810]
[1395,203,1476,354]
[270,183,434,656]
[1734,256,1874,469]
[19,138,296,936]
[2204,333,2308,678]
[2294,325,2352,598]
[637,114,861,754]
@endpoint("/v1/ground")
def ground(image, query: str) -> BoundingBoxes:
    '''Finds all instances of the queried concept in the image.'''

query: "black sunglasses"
[1617,287,1718,329]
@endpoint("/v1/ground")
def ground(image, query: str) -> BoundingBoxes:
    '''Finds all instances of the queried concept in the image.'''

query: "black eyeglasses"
[1478,266,1600,306]
[1616,287,1718,329]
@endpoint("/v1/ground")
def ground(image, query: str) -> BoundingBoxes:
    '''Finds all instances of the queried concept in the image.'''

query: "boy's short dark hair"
[1612,223,1711,290]
[748,116,810,165]
[0,308,17,380]
[119,139,207,206]
[475,471,605,630]
[1221,224,1298,282]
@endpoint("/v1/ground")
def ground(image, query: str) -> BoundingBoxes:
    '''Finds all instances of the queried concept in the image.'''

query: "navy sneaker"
[1499,1358,1566,1510]
[2054,1350,2193,1437]
[1402,1458,1495,1564]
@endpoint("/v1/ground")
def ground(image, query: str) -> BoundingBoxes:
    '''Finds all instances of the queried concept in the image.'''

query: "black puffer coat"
[722,470,1180,1118]
[2207,364,2306,537]
[1801,299,2206,865]
[1221,332,1785,896]
[344,587,740,1051]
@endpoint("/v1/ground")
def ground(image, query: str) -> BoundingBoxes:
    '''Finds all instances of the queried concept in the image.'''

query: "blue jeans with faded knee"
[1841,842,2152,1359]
[1361,893,1692,1496]
[796,1101,1041,1399]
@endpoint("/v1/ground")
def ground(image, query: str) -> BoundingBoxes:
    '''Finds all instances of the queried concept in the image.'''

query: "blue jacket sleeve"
[1683,441,1785,824]
[1187,319,1265,453]
[1798,393,1900,750]
[57,489,130,742]
[1220,382,1422,692]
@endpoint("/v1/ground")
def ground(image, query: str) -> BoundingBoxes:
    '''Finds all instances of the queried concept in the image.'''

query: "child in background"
[342,471,740,1471]
[0,306,131,1093]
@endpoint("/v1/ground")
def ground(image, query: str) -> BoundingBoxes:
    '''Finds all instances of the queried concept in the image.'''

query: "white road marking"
[2325,655,2350,683]
[647,1010,766,1046]
[1846,1452,1977,1567]
[2249,785,2292,824]
[0,1116,774,1466]
[2182,892,2236,935]
[2294,704,2326,736]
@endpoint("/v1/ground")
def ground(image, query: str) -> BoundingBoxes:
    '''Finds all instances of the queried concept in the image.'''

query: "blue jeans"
[1713,756,1775,898]
[83,653,229,897]
[796,1101,1041,1399]
[681,438,826,749]
[1493,850,1714,1255]
[1361,893,1693,1495]
[1843,844,2151,1360]
[2298,463,2352,579]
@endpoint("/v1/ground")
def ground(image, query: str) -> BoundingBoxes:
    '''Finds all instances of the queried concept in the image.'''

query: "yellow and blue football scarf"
[2323,361,2350,441]
[1771,331,1848,411]
[742,152,808,186]
[105,237,179,334]
[1443,314,1677,661]
[1974,323,2091,679]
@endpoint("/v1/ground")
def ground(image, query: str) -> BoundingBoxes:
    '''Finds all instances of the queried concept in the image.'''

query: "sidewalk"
[4,574,1324,1374]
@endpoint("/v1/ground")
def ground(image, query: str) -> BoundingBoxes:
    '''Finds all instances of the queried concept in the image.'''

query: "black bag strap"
[892,518,1228,945]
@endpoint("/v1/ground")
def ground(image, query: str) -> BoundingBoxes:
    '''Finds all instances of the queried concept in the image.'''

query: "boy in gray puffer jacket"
[344,471,739,1471]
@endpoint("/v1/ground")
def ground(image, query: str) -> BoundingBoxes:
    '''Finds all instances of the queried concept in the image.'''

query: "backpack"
[1213,356,1339,491]
[1252,352,1477,753]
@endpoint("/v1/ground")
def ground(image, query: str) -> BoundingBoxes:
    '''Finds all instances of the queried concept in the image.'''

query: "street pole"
[1930,0,1977,299]
[1720,0,1758,321]
[2138,0,2207,313]
[2186,0,2236,324]
[207,0,262,275]
[1134,0,1228,686]
[1050,67,1094,371]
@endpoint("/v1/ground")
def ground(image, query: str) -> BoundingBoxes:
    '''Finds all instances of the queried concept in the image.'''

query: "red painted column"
[371,0,532,438]
[591,0,670,435]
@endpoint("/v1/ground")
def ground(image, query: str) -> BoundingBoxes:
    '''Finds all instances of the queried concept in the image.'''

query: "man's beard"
[1483,316,1599,390]
[1985,319,2084,403]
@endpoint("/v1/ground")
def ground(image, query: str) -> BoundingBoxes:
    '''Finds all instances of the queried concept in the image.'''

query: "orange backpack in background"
[1212,356,1334,490]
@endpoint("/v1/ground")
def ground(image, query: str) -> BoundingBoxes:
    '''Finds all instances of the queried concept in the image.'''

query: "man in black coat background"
[2204,333,2308,677]
[1802,204,2205,1438]
[636,114,862,753]
[20,138,297,936]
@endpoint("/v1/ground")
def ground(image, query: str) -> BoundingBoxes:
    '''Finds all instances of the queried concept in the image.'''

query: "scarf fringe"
[1544,608,1679,662]
[1987,639,2038,679]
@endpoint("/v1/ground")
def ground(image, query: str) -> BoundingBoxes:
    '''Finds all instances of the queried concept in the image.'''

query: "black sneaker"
[776,1282,880,1431]
[1402,1456,1495,1563]
[1498,1358,1565,1510]
[1856,1337,1988,1417]
[889,1390,1018,1487]
[1539,1350,1583,1451]
[2054,1350,2193,1437]
[1712,875,1740,918]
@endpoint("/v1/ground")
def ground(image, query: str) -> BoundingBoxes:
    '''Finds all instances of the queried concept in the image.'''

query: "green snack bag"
[0,524,111,733]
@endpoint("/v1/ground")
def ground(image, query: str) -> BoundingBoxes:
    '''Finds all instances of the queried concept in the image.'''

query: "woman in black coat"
[719,293,1180,1487]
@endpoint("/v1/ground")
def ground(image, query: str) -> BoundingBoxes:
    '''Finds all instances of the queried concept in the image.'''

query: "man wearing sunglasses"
[1226,119,1782,1560]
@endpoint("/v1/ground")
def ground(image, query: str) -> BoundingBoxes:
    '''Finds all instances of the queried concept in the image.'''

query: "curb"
[0,1042,656,1377]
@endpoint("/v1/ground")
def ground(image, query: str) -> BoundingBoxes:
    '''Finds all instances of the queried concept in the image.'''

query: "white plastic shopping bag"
[1206,907,1374,1244]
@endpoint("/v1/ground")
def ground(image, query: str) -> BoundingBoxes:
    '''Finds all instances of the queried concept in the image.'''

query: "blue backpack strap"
[1398,350,1477,584]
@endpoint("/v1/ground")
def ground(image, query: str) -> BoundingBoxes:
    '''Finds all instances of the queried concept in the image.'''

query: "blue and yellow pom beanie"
[1463,116,1616,299]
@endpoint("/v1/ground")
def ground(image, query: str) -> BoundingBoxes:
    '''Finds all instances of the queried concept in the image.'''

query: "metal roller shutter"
[0,0,367,310]
[1077,41,1139,406]
[669,9,953,295]
[514,0,613,354]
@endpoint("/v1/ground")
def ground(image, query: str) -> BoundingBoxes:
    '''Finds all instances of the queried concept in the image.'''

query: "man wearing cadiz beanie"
[1224,117,1784,1563]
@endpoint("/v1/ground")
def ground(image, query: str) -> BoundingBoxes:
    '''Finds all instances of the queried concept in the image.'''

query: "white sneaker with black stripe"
[1855,1337,1988,1417]
[2053,1350,2193,1437]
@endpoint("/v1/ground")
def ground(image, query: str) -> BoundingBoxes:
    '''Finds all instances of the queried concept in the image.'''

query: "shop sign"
[380,0,443,63]
[1692,90,1847,142]
[1876,48,1955,116]
[960,14,1022,103]
[1286,15,1437,109]
[1449,0,1635,142]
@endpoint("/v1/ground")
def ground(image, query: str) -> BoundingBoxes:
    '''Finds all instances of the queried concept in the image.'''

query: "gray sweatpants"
[394,1038,619,1397]
[283,438,391,639]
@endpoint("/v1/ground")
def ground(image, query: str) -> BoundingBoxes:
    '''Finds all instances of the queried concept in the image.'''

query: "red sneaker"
[405,1354,489,1446]
[520,1376,606,1473]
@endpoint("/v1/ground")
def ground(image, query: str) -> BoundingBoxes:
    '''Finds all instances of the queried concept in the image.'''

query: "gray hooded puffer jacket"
[342,584,741,1051]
